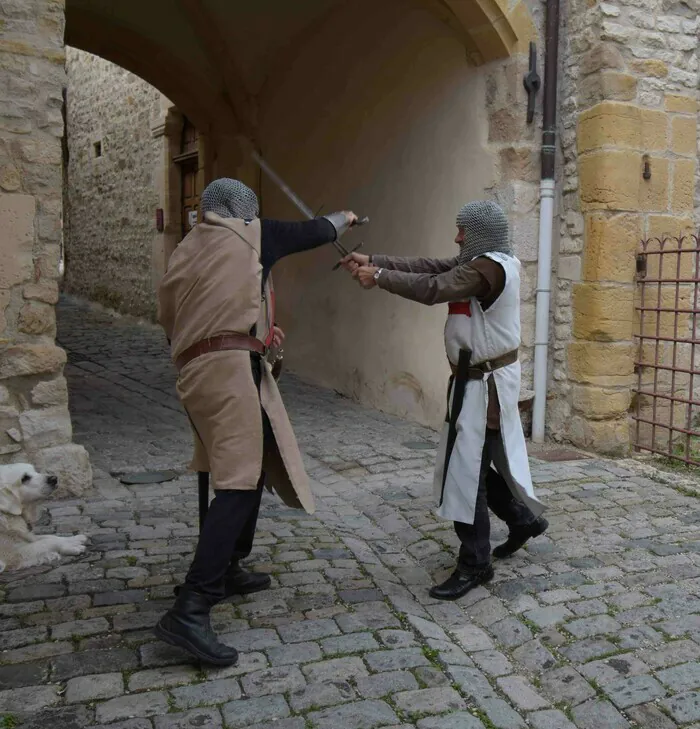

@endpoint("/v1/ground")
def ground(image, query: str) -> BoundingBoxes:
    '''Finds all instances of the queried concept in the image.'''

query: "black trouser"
[454,428,536,571]
[184,354,269,602]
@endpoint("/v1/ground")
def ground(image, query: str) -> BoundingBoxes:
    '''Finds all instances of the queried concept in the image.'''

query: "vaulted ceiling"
[65,0,531,140]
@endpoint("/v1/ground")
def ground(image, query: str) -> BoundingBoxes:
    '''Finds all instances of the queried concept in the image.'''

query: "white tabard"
[432,252,545,525]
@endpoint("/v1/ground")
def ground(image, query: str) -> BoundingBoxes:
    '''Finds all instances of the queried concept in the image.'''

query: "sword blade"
[251,150,315,220]
[251,150,351,258]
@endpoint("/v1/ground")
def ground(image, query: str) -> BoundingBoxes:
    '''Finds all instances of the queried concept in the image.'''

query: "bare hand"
[272,325,285,349]
[339,251,369,273]
[353,265,379,289]
[343,211,359,228]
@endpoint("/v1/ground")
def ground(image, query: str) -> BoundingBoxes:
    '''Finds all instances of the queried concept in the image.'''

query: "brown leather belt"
[450,348,518,379]
[175,333,265,371]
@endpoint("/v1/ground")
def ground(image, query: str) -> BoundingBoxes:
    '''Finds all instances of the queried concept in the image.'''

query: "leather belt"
[450,348,518,379]
[175,333,265,371]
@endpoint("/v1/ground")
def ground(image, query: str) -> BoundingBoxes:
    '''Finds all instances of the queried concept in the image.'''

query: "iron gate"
[633,234,700,466]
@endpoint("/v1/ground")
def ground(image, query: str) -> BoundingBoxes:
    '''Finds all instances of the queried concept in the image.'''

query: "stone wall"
[0,0,90,492]
[483,44,547,412]
[63,48,162,319]
[552,0,699,454]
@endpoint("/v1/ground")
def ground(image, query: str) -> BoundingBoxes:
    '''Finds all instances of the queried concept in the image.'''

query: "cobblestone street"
[4,296,700,729]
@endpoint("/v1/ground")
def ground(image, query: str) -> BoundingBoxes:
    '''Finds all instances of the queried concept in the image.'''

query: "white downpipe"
[532,178,555,443]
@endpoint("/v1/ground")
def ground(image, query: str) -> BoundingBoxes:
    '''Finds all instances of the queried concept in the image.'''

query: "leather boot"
[173,564,270,602]
[224,561,271,597]
[493,516,549,559]
[154,586,239,666]
[429,564,494,601]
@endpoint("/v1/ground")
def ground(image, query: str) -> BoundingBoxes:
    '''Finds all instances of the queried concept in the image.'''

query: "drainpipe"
[531,0,560,443]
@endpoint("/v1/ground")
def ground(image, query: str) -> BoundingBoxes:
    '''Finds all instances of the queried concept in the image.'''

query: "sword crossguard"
[332,241,365,271]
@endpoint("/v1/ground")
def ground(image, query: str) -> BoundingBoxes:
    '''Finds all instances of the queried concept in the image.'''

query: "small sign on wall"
[188,210,198,229]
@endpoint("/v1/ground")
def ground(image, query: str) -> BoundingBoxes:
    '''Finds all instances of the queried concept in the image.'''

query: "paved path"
[3,296,700,729]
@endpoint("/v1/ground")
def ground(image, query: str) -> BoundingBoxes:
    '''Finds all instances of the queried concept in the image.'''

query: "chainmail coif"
[456,200,512,264]
[200,178,259,220]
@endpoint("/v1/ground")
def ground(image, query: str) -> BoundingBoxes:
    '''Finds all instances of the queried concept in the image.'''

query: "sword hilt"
[332,241,365,271]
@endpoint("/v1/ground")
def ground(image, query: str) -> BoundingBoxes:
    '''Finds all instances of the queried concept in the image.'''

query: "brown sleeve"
[371,254,459,274]
[469,256,506,310]
[377,262,490,305]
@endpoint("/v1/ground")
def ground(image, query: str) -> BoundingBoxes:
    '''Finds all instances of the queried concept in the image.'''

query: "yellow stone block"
[630,59,669,78]
[572,385,631,420]
[568,341,635,385]
[600,72,637,102]
[578,102,667,153]
[672,159,695,212]
[640,156,669,212]
[665,94,698,114]
[578,103,640,153]
[647,214,696,240]
[579,151,668,212]
[470,18,515,64]
[568,415,631,455]
[583,213,643,284]
[579,151,637,210]
[672,116,697,157]
[508,1,538,54]
[641,109,668,151]
[573,282,634,341]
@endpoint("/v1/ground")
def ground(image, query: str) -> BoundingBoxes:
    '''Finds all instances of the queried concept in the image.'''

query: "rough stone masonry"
[0,0,91,493]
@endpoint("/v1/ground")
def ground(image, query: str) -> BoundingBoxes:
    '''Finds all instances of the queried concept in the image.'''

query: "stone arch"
[64,8,236,137]
[418,0,534,65]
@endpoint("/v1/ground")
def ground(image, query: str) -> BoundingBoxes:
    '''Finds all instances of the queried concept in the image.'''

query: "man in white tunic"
[342,201,548,600]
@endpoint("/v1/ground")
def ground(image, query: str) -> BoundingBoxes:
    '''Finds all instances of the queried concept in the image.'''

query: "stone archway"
[0,0,533,493]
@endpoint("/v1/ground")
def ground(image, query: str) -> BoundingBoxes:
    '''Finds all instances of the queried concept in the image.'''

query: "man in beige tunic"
[155,178,357,665]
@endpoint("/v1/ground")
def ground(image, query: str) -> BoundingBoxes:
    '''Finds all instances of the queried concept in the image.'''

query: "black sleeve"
[260,218,337,271]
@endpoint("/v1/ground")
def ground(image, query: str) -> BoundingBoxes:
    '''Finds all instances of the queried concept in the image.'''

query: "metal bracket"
[523,42,541,124]
[636,253,647,278]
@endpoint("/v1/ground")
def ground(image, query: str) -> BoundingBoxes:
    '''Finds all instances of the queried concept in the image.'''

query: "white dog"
[0,463,88,572]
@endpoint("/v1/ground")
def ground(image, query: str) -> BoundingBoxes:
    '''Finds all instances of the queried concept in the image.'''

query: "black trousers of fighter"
[184,354,268,602]
[454,428,536,571]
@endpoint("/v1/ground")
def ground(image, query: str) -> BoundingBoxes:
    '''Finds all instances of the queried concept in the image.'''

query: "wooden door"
[181,157,200,239]
[176,116,201,240]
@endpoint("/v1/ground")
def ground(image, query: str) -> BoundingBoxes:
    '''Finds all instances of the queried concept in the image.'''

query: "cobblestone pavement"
[3,296,700,729]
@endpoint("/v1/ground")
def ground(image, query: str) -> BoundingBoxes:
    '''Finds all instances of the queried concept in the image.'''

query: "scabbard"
[440,347,472,505]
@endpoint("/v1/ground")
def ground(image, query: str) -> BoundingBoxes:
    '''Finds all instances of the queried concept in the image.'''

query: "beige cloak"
[157,212,314,514]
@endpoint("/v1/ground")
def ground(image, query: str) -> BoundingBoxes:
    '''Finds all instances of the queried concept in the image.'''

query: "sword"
[251,150,368,268]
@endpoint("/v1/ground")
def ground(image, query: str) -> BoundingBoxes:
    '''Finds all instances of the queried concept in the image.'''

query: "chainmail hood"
[200,178,259,220]
[456,200,512,264]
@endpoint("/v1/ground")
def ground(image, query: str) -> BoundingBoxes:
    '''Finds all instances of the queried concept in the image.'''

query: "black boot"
[429,564,494,601]
[173,563,272,602]
[154,586,239,666]
[493,516,549,559]
[224,561,271,597]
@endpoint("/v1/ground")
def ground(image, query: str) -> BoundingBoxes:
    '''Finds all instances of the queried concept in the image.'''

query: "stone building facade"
[1,0,698,492]
[551,0,700,454]
[63,48,163,319]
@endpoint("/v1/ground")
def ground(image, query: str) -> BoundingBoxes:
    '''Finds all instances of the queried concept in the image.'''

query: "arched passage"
[60,0,536,427]
[0,0,539,490]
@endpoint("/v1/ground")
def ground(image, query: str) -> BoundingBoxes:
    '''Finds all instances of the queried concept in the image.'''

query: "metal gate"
[633,234,700,466]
